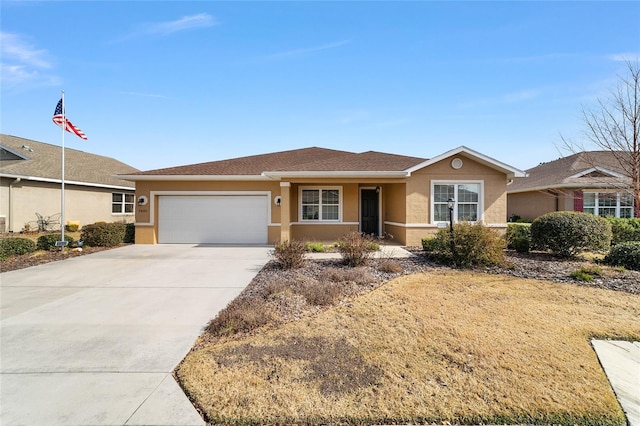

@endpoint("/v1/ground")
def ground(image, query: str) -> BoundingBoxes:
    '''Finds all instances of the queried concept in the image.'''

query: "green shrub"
[337,231,378,267]
[422,237,439,253]
[604,241,640,271]
[305,241,326,252]
[272,239,307,269]
[424,222,506,268]
[124,223,135,244]
[0,237,36,260]
[607,217,640,245]
[506,223,531,249]
[80,222,127,247]
[531,212,612,258]
[512,237,530,253]
[36,234,74,251]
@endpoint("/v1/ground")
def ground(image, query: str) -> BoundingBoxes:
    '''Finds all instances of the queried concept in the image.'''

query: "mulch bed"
[2,245,638,295]
[1,245,125,273]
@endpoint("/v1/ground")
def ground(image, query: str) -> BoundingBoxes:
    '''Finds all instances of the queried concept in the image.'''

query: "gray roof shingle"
[128,147,427,176]
[1,134,139,188]
[508,151,632,193]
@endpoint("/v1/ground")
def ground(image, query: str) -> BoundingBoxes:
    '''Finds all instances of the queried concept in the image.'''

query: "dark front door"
[361,189,379,235]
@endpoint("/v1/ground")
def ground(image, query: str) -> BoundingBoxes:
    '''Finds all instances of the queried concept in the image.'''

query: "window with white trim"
[583,191,634,218]
[300,188,340,221]
[433,183,481,222]
[112,193,135,214]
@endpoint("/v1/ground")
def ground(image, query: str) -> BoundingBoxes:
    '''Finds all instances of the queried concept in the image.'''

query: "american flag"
[52,98,88,140]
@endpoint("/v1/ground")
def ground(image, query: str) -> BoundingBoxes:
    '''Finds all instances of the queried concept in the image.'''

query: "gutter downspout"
[8,178,21,232]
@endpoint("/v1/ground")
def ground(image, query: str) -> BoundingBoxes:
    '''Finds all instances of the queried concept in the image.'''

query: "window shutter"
[574,190,584,212]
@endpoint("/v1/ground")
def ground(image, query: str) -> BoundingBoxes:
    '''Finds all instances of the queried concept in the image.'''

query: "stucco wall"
[507,190,559,220]
[402,154,508,246]
[291,224,359,242]
[0,177,134,233]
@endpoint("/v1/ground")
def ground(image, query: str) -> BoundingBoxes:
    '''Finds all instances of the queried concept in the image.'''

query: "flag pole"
[61,90,65,246]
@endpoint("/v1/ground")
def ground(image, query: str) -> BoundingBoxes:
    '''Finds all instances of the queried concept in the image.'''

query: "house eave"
[1,173,135,191]
[261,170,410,179]
[405,146,527,178]
[507,182,631,194]
[117,174,271,182]
[568,166,627,179]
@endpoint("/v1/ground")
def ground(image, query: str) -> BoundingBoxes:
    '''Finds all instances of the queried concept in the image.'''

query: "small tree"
[562,60,640,217]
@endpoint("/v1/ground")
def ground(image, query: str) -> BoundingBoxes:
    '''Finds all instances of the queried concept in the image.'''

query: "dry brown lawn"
[177,270,640,425]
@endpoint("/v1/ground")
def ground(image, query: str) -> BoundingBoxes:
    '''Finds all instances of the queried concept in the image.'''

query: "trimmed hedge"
[0,237,36,260]
[422,222,506,268]
[604,241,640,271]
[36,234,74,251]
[80,222,126,247]
[531,212,612,257]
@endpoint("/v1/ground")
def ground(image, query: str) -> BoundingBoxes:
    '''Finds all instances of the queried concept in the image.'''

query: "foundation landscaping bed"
[177,248,640,426]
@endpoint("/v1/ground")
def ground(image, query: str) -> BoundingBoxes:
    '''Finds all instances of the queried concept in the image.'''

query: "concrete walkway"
[592,340,640,426]
[1,245,271,426]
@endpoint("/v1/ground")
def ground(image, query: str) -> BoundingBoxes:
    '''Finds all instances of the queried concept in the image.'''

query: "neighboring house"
[119,146,525,246]
[0,134,139,233]
[507,151,635,220]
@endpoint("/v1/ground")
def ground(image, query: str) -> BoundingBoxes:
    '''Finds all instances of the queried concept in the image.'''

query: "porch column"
[280,182,291,241]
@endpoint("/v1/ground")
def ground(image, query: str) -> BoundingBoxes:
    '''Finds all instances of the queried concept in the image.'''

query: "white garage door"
[158,195,268,244]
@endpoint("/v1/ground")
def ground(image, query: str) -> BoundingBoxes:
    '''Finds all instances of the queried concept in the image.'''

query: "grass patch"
[305,241,327,252]
[178,271,639,425]
[570,265,604,282]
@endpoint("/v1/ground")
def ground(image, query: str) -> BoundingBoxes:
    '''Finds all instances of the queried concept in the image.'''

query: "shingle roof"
[128,147,427,176]
[507,151,632,193]
[1,134,139,188]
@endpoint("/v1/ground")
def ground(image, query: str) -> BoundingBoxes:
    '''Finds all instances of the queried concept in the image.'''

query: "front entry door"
[361,189,379,235]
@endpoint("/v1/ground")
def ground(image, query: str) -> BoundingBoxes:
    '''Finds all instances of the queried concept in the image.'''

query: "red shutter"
[574,190,583,212]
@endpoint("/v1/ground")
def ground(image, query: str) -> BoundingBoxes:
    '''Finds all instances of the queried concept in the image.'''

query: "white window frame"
[431,180,484,224]
[112,192,135,215]
[299,186,342,222]
[583,191,634,218]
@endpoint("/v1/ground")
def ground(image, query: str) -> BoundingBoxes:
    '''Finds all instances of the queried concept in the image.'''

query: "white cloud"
[267,40,351,59]
[115,13,217,42]
[609,53,640,62]
[0,32,58,89]
[0,32,51,68]
[458,89,541,109]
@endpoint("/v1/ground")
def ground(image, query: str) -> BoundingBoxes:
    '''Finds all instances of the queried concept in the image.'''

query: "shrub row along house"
[118,146,526,246]
[507,151,636,220]
[0,134,138,233]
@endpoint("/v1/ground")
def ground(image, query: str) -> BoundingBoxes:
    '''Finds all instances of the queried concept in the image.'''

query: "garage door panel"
[158,195,268,244]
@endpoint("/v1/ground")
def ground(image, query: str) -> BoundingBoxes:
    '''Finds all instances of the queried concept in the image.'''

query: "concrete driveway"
[1,244,271,426]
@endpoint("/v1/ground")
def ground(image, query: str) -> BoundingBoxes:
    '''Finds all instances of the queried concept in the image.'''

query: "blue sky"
[1,1,639,172]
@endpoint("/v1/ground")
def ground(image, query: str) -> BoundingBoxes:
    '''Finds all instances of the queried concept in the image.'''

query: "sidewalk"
[305,245,415,260]
[592,340,640,426]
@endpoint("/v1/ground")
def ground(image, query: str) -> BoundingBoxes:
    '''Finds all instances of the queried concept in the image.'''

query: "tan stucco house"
[507,151,635,220]
[1,134,139,233]
[119,146,525,246]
